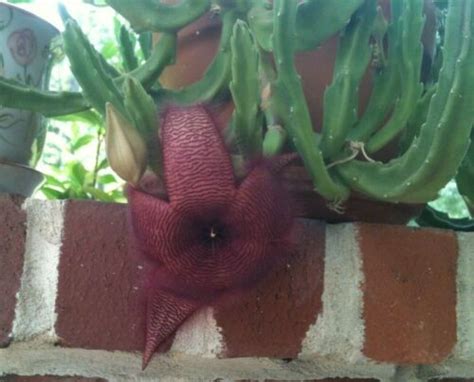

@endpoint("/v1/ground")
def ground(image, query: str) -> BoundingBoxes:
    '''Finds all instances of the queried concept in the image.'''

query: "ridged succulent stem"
[349,0,403,142]
[63,19,125,117]
[320,0,376,160]
[248,0,364,52]
[335,0,474,203]
[228,20,263,159]
[122,32,177,90]
[272,0,349,202]
[295,0,364,51]
[156,9,237,105]
[105,0,211,33]
[0,77,89,117]
[365,0,424,153]
[119,25,139,72]
[263,124,286,157]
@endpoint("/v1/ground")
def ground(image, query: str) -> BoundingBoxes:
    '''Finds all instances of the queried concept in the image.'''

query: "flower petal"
[142,288,199,370]
[230,164,293,241]
[161,106,236,215]
[127,186,195,264]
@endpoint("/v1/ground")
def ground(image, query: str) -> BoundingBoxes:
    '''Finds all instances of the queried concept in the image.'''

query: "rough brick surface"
[0,377,106,382]
[358,223,458,364]
[55,200,147,351]
[0,195,26,347]
[215,219,325,358]
[1,197,472,381]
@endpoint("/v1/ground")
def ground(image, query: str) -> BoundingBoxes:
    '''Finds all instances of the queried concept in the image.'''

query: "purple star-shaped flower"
[128,105,293,368]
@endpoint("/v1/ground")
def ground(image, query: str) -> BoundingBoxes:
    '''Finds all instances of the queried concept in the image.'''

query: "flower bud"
[105,102,147,185]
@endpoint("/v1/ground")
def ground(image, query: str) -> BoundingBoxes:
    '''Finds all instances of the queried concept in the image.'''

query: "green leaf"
[70,162,87,187]
[101,40,119,60]
[71,135,95,152]
[84,186,116,202]
[97,158,109,170]
[43,174,65,188]
[41,187,66,199]
[98,174,118,184]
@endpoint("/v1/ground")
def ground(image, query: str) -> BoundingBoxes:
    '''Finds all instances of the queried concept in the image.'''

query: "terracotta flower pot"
[158,1,435,223]
[0,3,59,196]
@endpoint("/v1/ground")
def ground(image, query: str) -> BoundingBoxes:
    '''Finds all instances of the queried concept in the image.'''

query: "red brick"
[55,200,147,351]
[358,223,458,364]
[0,195,26,347]
[214,219,325,358]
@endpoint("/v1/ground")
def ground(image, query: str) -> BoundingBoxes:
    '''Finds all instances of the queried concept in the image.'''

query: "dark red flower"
[128,105,293,369]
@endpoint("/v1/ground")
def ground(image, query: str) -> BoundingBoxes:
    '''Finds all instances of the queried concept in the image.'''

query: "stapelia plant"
[1,0,474,365]
[127,105,292,368]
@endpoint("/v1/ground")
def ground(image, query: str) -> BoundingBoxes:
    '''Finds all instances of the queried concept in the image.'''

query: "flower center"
[200,221,227,247]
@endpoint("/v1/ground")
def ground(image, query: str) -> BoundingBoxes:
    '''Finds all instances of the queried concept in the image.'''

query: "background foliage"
[5,0,471,219]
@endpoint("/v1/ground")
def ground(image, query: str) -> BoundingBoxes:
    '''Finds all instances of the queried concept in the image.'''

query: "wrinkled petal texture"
[161,106,236,216]
[129,163,293,294]
[128,186,194,265]
[142,288,199,370]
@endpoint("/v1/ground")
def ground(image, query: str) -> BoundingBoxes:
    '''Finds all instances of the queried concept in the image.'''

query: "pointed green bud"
[105,102,147,185]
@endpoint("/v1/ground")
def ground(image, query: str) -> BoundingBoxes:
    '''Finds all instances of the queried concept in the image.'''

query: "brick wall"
[0,194,473,381]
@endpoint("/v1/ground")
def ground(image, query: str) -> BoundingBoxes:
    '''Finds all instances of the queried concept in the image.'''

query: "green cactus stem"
[139,32,153,60]
[228,20,263,159]
[364,0,424,154]
[295,0,365,51]
[272,0,349,202]
[119,25,139,72]
[248,0,364,52]
[123,76,157,141]
[247,0,274,52]
[320,0,376,160]
[258,45,287,157]
[348,0,403,142]
[123,76,162,172]
[59,3,121,79]
[63,19,125,117]
[262,124,286,157]
[335,0,474,204]
[0,77,89,117]
[155,9,237,105]
[123,32,176,90]
[106,0,211,33]
[398,84,436,154]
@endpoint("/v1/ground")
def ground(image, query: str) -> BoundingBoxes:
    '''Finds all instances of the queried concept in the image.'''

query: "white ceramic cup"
[0,2,59,166]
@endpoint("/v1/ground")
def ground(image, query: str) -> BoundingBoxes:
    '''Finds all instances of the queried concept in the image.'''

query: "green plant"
[1,0,474,219]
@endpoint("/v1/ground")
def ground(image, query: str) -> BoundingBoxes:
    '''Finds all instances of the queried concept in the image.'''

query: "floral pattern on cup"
[0,5,13,31]
[0,4,58,166]
[8,28,37,67]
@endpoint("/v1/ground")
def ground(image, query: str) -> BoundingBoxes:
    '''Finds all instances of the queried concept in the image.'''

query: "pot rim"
[0,1,60,35]
[0,158,43,175]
